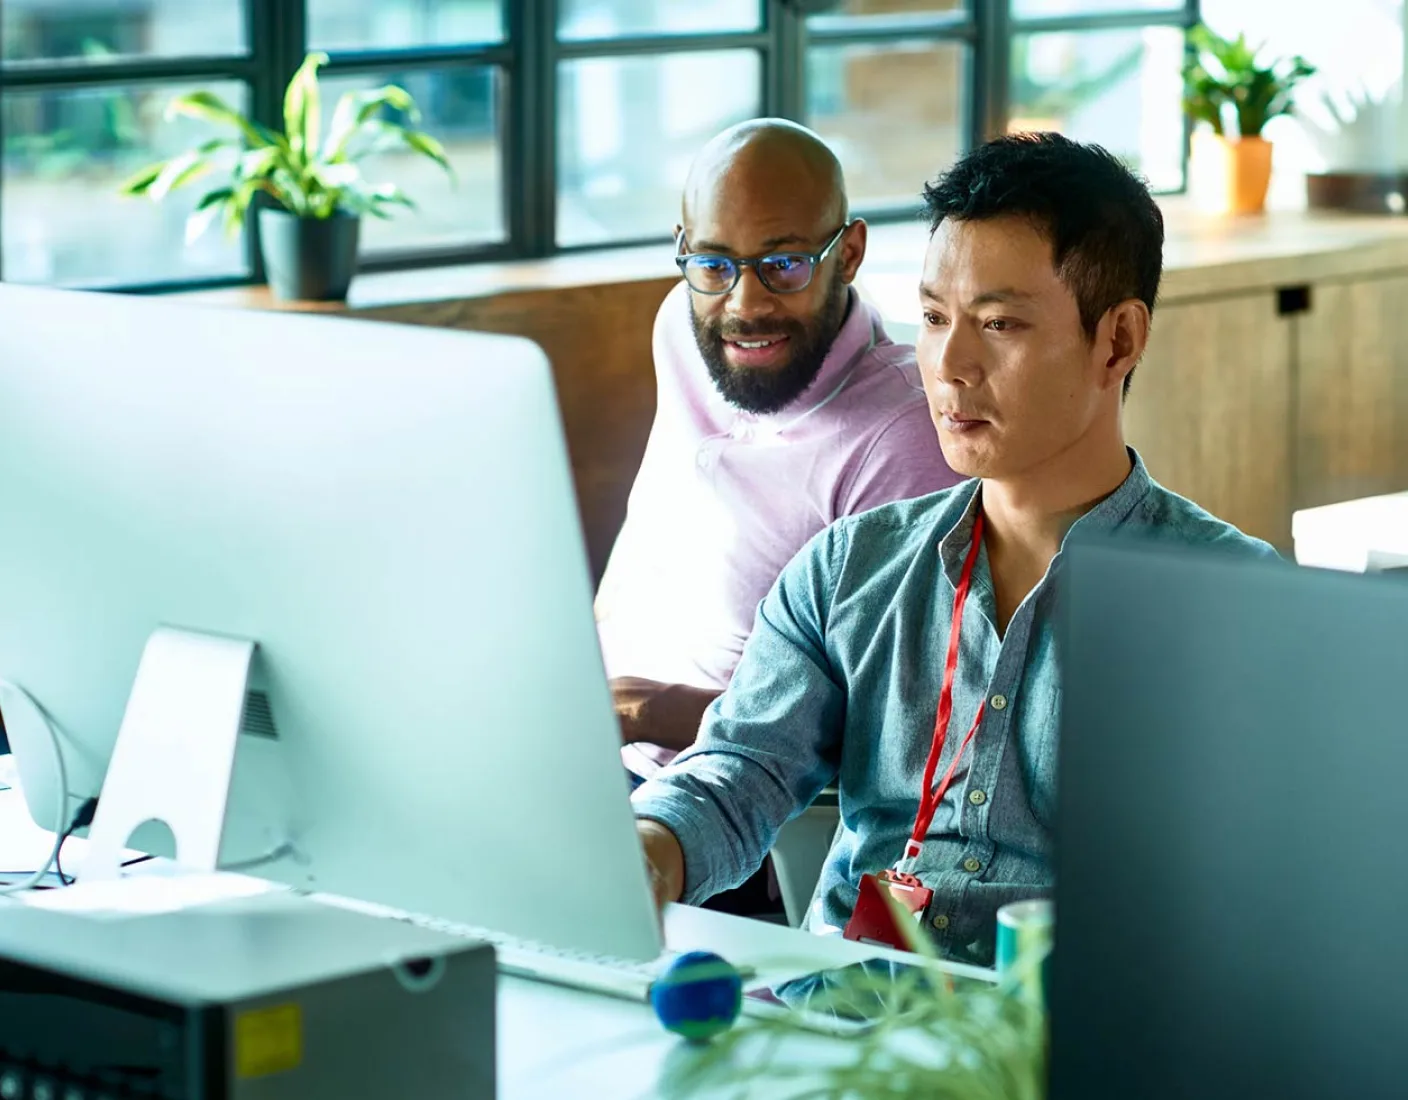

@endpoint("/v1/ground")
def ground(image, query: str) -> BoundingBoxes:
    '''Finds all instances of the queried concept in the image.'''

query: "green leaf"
[366,183,417,213]
[322,84,418,162]
[194,186,235,212]
[117,160,165,196]
[341,118,416,160]
[269,167,308,216]
[235,144,283,184]
[222,196,247,238]
[338,180,416,219]
[311,160,359,192]
[1183,22,1315,136]
[165,91,270,148]
[284,51,329,168]
[147,138,229,201]
[376,188,416,210]
[222,176,271,237]
[402,130,454,179]
[184,195,229,245]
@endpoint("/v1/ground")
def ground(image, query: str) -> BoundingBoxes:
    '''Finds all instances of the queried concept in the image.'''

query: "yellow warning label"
[234,1003,303,1079]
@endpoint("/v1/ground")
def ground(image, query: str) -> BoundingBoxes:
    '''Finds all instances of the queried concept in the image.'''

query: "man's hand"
[637,818,686,912]
[611,677,718,750]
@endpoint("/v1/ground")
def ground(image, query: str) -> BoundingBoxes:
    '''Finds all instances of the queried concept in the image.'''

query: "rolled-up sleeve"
[630,522,848,903]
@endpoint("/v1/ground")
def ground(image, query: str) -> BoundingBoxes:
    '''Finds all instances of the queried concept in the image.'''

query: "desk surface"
[0,783,991,1098]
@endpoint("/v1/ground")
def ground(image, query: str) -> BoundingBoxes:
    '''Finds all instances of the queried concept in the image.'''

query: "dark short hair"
[921,132,1163,395]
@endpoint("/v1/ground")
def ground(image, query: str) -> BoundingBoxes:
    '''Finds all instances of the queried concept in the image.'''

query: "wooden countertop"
[181,200,1408,322]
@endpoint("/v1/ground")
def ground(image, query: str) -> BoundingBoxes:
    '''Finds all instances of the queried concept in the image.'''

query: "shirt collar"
[936,448,1154,588]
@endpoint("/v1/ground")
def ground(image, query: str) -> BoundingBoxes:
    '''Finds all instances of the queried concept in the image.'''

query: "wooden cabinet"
[1127,291,1294,546]
[1295,273,1408,512]
[1132,266,1408,551]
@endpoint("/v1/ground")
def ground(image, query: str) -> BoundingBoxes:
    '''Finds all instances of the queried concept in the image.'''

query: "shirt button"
[931,913,950,930]
[968,789,987,806]
[963,857,982,874]
[990,694,1007,711]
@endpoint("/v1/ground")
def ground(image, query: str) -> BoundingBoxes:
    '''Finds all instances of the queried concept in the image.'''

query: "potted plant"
[120,52,453,302]
[1182,24,1316,215]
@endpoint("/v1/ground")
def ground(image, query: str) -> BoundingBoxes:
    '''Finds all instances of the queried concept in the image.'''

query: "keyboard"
[313,893,678,1002]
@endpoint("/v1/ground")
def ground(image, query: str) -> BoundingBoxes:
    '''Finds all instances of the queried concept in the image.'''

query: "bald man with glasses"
[597,120,959,804]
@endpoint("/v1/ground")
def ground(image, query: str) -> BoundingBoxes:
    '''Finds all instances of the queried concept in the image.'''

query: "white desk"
[499,948,839,1100]
[0,783,992,1098]
[1293,492,1408,572]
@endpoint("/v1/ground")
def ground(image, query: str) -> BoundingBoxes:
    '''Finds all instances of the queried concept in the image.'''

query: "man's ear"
[839,218,867,284]
[1100,299,1150,392]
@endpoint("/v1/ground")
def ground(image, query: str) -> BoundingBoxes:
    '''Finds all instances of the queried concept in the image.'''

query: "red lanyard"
[900,510,987,867]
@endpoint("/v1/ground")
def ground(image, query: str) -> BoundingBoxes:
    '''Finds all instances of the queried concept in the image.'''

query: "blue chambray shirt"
[631,450,1280,966]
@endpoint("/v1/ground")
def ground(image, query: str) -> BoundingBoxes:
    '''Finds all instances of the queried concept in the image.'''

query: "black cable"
[53,797,99,886]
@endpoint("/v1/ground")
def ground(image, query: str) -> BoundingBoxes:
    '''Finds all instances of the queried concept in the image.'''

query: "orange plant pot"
[1191,132,1274,215]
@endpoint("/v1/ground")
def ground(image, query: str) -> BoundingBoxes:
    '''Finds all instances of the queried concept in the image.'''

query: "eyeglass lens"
[682,253,816,294]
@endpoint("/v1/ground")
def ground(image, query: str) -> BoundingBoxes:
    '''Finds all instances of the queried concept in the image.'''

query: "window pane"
[2,0,245,65]
[559,0,760,41]
[557,51,762,246]
[318,68,504,253]
[807,0,963,27]
[3,81,249,287]
[1009,27,1185,192]
[1013,0,1183,16]
[309,0,503,51]
[808,40,966,208]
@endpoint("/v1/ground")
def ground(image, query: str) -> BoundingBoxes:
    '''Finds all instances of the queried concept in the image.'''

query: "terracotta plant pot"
[1191,132,1274,215]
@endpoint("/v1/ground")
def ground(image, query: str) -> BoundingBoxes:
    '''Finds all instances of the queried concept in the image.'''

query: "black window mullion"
[804,14,976,46]
[767,0,805,121]
[356,239,519,274]
[970,0,1011,145]
[319,44,512,73]
[1010,8,1196,34]
[509,0,555,257]
[247,0,299,128]
[0,56,259,91]
[243,0,305,282]
[1181,0,1201,192]
[557,31,773,60]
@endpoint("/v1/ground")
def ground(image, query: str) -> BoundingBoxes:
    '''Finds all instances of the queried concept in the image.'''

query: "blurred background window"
[1,0,1234,290]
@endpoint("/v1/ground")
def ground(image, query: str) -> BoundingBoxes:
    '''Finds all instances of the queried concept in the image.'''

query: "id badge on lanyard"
[843,511,988,952]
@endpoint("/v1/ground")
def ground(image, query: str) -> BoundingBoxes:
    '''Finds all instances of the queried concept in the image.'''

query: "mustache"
[704,319,806,341]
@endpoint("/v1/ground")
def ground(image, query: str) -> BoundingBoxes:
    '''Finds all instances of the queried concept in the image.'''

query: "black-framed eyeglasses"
[674,222,852,296]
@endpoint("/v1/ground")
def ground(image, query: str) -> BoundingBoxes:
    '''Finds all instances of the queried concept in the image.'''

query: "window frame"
[0,0,1200,292]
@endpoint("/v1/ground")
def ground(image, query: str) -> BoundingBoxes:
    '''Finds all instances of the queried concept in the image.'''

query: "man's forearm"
[645,683,718,751]
[612,678,719,751]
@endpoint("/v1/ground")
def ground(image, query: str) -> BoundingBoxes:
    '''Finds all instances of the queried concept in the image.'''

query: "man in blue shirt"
[630,132,1278,966]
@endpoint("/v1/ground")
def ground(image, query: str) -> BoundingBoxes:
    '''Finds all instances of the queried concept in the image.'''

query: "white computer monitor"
[0,284,662,963]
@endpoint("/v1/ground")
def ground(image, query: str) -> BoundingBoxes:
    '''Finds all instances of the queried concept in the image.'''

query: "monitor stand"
[82,627,256,881]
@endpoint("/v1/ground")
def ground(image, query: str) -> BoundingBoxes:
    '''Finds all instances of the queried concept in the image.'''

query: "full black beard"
[691,275,850,415]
